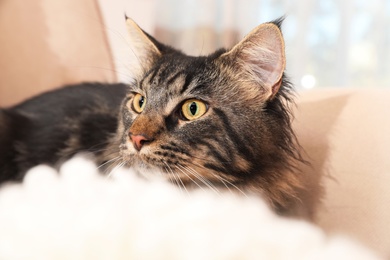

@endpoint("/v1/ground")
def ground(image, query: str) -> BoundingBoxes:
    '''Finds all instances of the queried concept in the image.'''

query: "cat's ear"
[126,18,162,74]
[222,20,286,100]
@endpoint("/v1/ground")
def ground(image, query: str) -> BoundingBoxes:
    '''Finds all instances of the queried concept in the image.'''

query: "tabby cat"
[0,18,306,215]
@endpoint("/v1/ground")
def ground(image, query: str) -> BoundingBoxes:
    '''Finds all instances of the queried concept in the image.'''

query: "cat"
[0,18,307,216]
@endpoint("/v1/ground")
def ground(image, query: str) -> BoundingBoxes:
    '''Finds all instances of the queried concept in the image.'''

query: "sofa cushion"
[294,88,390,256]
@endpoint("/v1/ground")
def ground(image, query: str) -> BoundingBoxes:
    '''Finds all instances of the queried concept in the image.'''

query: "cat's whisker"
[189,164,232,192]
[209,172,248,198]
[163,166,178,191]
[162,161,175,183]
[182,165,221,195]
[102,157,123,175]
[97,156,121,170]
[206,172,232,193]
[189,161,248,197]
[162,161,185,195]
[172,171,186,196]
[171,165,190,197]
[106,160,126,179]
[174,164,204,193]
[85,144,112,153]
[182,163,217,187]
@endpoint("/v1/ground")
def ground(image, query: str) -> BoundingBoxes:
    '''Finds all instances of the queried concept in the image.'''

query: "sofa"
[294,88,390,256]
[0,0,388,258]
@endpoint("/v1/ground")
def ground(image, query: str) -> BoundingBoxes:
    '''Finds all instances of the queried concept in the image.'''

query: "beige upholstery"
[294,89,390,256]
[1,0,388,257]
[0,0,116,107]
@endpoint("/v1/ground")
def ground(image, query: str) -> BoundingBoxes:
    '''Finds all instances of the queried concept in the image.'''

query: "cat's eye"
[132,93,146,113]
[181,99,207,121]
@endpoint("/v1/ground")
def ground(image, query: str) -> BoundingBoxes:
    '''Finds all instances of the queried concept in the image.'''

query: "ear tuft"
[222,21,286,100]
[126,18,161,76]
[269,16,285,30]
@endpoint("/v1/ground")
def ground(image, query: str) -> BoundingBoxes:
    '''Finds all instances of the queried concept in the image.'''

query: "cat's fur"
[0,83,128,181]
[0,18,307,215]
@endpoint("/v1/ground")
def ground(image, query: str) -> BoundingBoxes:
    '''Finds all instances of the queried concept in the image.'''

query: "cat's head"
[118,18,304,211]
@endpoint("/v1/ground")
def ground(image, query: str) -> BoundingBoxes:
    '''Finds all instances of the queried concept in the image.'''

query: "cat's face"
[120,53,260,185]
[117,19,302,208]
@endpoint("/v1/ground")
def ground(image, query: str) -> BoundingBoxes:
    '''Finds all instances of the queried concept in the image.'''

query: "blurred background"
[98,0,390,90]
[0,0,389,106]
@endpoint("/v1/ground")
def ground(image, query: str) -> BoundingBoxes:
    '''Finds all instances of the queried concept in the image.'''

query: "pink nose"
[129,134,149,151]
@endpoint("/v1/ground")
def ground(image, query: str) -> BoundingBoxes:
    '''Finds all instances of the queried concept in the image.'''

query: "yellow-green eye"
[181,99,207,121]
[132,93,146,113]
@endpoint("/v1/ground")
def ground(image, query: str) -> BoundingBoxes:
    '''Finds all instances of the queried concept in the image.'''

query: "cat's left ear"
[126,18,162,75]
[221,20,286,100]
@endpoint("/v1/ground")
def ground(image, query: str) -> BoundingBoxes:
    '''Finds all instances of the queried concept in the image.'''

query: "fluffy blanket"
[0,157,379,259]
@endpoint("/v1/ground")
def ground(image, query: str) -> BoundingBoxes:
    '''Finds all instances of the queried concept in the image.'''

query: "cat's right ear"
[126,18,162,75]
[220,20,286,101]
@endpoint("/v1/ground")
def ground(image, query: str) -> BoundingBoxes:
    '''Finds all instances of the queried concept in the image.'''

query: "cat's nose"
[129,134,151,151]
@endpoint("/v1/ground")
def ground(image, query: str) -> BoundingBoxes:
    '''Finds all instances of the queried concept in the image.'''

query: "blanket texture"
[0,157,379,259]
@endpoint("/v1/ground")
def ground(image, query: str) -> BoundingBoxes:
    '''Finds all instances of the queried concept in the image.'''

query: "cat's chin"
[127,161,167,181]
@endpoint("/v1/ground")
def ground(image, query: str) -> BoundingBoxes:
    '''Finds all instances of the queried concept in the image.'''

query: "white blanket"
[0,157,379,259]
